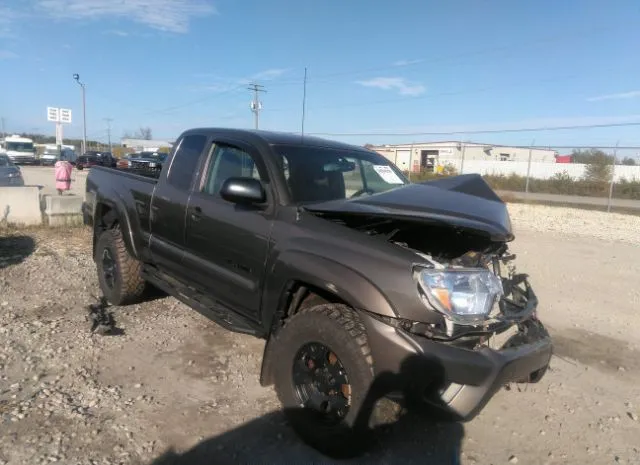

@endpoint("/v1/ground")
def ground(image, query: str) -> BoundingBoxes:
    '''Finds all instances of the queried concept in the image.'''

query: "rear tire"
[95,226,146,305]
[272,304,395,458]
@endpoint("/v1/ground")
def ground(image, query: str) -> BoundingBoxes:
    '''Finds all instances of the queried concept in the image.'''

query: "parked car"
[76,151,117,170]
[128,151,168,171]
[82,128,552,458]
[116,153,142,169]
[0,154,25,186]
[40,146,77,166]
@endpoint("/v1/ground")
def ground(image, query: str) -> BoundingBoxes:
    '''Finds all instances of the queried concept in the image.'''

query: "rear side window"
[167,135,207,190]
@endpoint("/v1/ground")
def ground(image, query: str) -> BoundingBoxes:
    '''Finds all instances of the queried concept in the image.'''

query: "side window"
[202,144,265,196]
[166,134,208,190]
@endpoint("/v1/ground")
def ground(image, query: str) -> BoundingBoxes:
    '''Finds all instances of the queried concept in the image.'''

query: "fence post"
[524,138,535,194]
[607,141,619,213]
[459,141,466,175]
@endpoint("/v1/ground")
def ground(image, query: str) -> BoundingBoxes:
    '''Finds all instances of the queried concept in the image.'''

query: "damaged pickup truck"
[82,128,553,457]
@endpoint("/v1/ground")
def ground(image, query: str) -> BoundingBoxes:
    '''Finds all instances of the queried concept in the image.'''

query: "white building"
[121,138,174,152]
[369,141,558,172]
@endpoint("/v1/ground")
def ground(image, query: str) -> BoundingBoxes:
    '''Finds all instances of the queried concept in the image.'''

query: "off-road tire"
[272,303,396,458]
[95,226,146,305]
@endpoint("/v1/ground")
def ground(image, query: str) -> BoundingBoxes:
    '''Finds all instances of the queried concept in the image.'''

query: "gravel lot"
[19,166,87,197]
[1,202,640,464]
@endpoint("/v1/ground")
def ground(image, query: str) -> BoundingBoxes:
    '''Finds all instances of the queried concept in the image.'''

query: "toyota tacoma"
[82,128,552,457]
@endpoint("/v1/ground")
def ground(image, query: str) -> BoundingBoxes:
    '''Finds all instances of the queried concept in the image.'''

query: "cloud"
[587,91,640,102]
[355,77,426,96]
[0,7,20,37]
[191,68,290,93]
[104,30,130,37]
[35,0,217,33]
[393,59,423,67]
[250,68,289,80]
[0,50,18,59]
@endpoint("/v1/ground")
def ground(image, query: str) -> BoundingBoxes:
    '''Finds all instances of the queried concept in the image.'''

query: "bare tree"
[134,127,153,140]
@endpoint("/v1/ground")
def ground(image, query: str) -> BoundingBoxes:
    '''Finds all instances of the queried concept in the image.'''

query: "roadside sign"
[59,108,72,124]
[47,107,60,122]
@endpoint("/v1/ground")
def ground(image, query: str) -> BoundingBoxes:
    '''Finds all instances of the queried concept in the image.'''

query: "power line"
[307,121,640,137]
[138,85,246,117]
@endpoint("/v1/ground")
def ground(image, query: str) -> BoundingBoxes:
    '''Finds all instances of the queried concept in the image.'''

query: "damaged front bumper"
[359,311,553,422]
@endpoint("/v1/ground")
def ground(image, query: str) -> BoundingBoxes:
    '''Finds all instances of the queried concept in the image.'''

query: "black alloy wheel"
[292,342,351,423]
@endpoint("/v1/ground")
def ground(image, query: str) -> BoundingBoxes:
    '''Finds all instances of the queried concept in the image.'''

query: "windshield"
[6,142,34,153]
[139,151,167,160]
[273,145,409,204]
[0,155,15,167]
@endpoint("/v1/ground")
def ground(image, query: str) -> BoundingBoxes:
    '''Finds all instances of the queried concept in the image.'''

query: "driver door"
[183,140,274,322]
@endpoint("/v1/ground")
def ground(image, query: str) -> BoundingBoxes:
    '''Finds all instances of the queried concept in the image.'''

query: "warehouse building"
[121,138,174,152]
[369,141,558,172]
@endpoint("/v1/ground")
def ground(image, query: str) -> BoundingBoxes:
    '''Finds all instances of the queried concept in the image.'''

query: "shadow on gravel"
[551,327,639,374]
[0,235,36,270]
[148,355,464,465]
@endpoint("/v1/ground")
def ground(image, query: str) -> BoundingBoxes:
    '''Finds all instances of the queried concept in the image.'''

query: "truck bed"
[84,165,158,256]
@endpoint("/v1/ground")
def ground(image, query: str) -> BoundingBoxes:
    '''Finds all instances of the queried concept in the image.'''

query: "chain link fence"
[374,143,640,213]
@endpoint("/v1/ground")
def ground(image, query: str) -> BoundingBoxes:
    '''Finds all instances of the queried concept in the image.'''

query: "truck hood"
[303,174,514,241]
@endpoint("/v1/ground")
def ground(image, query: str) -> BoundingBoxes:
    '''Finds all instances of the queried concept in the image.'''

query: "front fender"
[261,250,398,328]
[259,250,398,387]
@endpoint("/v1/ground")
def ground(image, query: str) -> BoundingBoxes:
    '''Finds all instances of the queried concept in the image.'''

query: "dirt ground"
[1,206,640,465]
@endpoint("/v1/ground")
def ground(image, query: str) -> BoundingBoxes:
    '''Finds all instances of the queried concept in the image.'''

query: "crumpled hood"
[304,174,514,241]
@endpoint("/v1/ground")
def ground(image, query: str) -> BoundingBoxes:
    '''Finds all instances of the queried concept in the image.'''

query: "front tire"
[95,226,146,305]
[272,304,393,458]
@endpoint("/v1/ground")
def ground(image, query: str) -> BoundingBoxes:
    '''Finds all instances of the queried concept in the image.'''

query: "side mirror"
[220,177,266,204]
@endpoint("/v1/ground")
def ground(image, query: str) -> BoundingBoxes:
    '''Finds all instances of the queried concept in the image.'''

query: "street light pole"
[73,74,87,154]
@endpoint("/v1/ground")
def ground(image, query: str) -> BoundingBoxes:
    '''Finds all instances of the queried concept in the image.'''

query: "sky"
[1,0,640,156]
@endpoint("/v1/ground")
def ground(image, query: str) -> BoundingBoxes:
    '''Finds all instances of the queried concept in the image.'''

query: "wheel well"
[269,281,350,336]
[260,281,352,387]
[92,204,118,258]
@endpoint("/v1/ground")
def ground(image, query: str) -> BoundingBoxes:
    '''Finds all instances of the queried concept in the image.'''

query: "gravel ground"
[1,206,640,465]
[508,203,640,246]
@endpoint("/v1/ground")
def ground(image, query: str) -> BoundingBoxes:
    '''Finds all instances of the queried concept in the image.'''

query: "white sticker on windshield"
[372,165,404,184]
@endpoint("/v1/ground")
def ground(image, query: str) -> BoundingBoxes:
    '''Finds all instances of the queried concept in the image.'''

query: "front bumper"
[0,176,25,186]
[8,156,36,164]
[360,312,552,421]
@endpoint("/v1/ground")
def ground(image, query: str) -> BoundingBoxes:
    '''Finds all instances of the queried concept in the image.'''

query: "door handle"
[191,206,202,222]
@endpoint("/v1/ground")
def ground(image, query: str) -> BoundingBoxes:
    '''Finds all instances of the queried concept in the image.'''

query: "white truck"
[39,144,77,165]
[0,135,37,164]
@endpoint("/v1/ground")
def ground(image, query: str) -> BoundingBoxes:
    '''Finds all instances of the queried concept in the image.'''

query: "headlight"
[149,162,157,168]
[7,172,20,178]
[415,268,503,325]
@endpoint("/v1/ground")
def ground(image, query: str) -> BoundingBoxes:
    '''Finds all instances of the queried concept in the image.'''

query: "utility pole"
[73,74,87,154]
[247,83,266,129]
[1,117,5,138]
[104,118,113,153]
[301,67,307,138]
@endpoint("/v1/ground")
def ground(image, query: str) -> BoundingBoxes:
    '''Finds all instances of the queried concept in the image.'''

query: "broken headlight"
[415,268,503,325]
